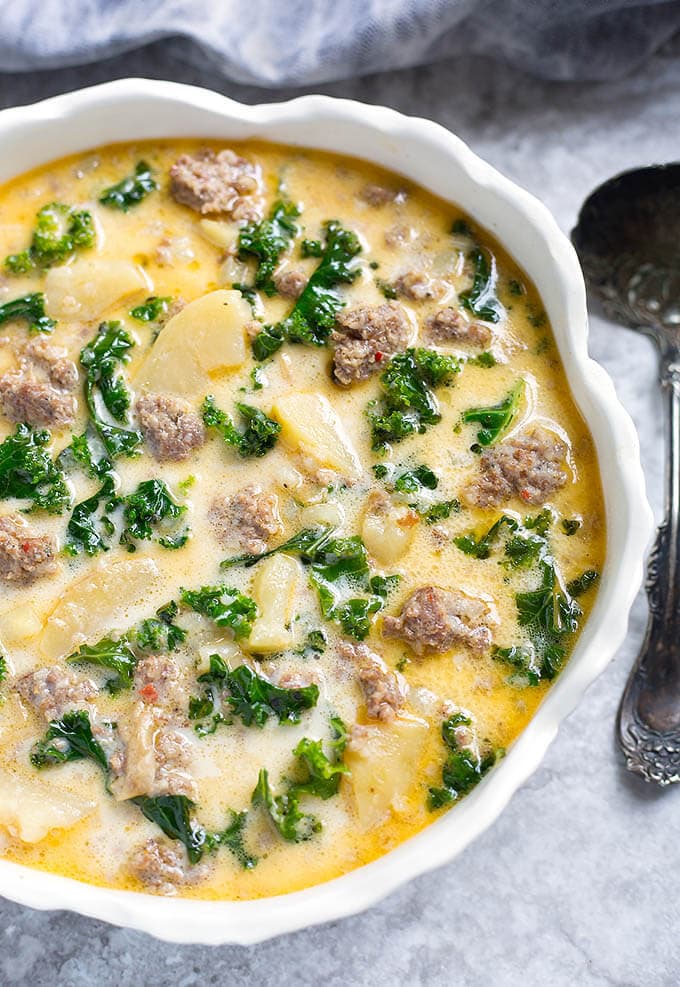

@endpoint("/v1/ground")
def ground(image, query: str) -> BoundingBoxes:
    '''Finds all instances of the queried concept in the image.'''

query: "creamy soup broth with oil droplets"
[0,141,605,899]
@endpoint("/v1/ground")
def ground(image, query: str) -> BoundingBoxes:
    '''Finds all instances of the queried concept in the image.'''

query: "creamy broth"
[0,141,605,899]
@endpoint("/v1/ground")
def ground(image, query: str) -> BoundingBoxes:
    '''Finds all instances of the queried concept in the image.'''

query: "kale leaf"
[5,202,95,273]
[292,733,348,800]
[180,584,258,640]
[427,712,501,810]
[57,431,111,480]
[458,247,504,324]
[419,499,460,524]
[80,322,142,459]
[393,464,438,494]
[0,424,71,514]
[188,654,230,737]
[204,810,258,870]
[132,794,207,864]
[0,655,6,686]
[225,664,319,728]
[66,636,137,693]
[202,395,281,458]
[251,768,321,843]
[120,478,188,550]
[30,709,109,773]
[454,514,519,560]
[252,220,361,360]
[99,161,158,211]
[368,348,461,451]
[220,524,337,569]
[135,601,187,652]
[65,473,119,555]
[238,200,300,295]
[0,292,55,334]
[129,295,173,323]
[462,380,524,447]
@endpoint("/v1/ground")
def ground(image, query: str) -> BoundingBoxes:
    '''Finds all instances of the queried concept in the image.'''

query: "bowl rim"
[0,78,653,945]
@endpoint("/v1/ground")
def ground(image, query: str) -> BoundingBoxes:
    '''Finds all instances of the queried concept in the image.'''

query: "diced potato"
[109,703,157,802]
[346,717,429,828]
[45,258,151,321]
[272,393,362,482]
[134,289,250,398]
[246,553,300,653]
[299,502,345,529]
[39,557,159,660]
[199,218,240,250]
[0,774,96,842]
[362,495,417,565]
[0,601,43,647]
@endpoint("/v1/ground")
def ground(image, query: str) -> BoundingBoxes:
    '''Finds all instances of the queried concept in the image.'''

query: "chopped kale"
[135,601,187,652]
[0,655,6,685]
[232,283,259,314]
[459,247,504,324]
[132,794,206,864]
[295,628,328,659]
[80,322,142,459]
[120,478,188,550]
[562,517,582,536]
[0,292,55,334]
[181,585,257,640]
[462,380,524,447]
[202,395,281,458]
[238,200,300,296]
[189,654,229,737]
[5,202,95,273]
[252,768,321,842]
[300,238,323,258]
[420,499,460,524]
[129,295,172,323]
[368,348,461,451]
[393,465,438,494]
[99,161,158,211]
[204,810,258,870]
[468,351,497,368]
[66,636,137,693]
[376,278,398,300]
[292,733,349,800]
[427,712,500,810]
[57,431,111,481]
[225,664,319,727]
[567,569,599,598]
[65,473,118,556]
[221,524,338,570]
[454,514,519,560]
[249,365,265,391]
[451,218,473,237]
[30,709,108,773]
[252,220,361,360]
[0,424,71,514]
[455,509,552,568]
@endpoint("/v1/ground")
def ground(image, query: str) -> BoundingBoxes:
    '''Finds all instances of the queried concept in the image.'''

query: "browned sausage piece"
[383,586,493,657]
[209,485,281,555]
[136,393,205,462]
[465,427,568,507]
[332,302,411,386]
[339,641,406,722]
[129,838,208,895]
[425,307,492,347]
[16,666,98,721]
[169,149,260,220]
[0,514,58,584]
[0,338,78,427]
[273,268,308,299]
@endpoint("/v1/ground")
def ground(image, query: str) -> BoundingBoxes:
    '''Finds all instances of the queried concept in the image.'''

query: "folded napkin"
[2,0,680,86]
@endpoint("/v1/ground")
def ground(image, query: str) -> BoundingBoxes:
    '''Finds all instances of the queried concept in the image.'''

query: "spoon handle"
[618,345,680,783]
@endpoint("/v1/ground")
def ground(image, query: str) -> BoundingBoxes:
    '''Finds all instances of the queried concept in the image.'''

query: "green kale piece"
[30,709,108,773]
[455,508,553,569]
[454,514,519,560]
[0,292,55,334]
[80,322,142,459]
[427,712,500,810]
[420,499,460,524]
[203,810,258,870]
[467,351,497,368]
[120,478,188,550]
[368,348,461,451]
[129,295,172,322]
[65,473,119,556]
[300,238,323,258]
[99,161,158,211]
[562,517,582,536]
[220,524,337,569]
[0,424,71,514]
[567,569,599,598]
[180,585,258,640]
[238,200,300,296]
[132,794,207,864]
[251,768,321,843]
[252,220,361,360]
[393,465,438,494]
[5,202,95,273]
[458,247,504,324]
[135,601,187,652]
[0,655,6,685]
[188,654,229,737]
[57,431,111,480]
[451,218,473,237]
[462,380,524,447]
[292,732,349,800]
[66,636,137,693]
[202,395,281,458]
[225,664,319,728]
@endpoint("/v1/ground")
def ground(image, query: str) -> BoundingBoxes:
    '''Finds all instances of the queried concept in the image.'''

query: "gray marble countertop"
[1,41,679,987]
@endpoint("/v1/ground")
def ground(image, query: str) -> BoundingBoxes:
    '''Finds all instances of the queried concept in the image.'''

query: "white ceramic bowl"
[0,79,652,944]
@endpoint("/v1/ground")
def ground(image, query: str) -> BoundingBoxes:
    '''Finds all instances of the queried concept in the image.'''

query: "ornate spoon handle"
[618,345,680,783]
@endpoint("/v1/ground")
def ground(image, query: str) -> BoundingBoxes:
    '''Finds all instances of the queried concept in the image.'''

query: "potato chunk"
[39,557,159,660]
[272,393,362,481]
[45,258,151,321]
[346,717,429,828]
[0,774,95,843]
[362,492,417,565]
[246,553,300,653]
[135,289,250,398]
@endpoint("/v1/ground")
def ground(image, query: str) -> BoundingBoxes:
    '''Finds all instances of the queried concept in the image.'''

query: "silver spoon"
[572,164,680,785]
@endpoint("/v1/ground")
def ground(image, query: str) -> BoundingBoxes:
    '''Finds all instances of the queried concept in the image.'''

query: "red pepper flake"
[21,542,31,553]
[520,489,532,502]
[374,351,384,362]
[139,683,158,703]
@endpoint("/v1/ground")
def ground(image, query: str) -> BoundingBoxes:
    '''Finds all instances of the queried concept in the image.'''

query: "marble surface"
[1,41,680,987]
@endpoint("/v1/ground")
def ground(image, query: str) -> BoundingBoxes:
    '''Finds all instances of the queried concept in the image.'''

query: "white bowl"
[0,78,652,944]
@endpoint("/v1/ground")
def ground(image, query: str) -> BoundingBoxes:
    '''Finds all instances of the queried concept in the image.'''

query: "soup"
[0,140,604,899]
